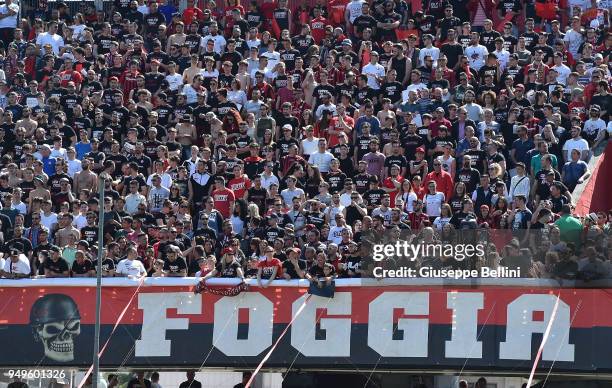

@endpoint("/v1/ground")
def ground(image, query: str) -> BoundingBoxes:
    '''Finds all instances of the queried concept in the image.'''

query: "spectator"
[201,246,244,280]
[127,372,151,388]
[178,371,201,388]
[116,246,147,278]
[0,242,30,279]
[150,372,162,388]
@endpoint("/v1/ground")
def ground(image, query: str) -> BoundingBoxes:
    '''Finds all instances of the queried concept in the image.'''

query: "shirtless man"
[166,21,187,53]
[183,54,202,84]
[28,177,51,207]
[14,107,38,137]
[54,213,81,247]
[175,114,197,156]
[5,164,22,187]
[74,158,98,194]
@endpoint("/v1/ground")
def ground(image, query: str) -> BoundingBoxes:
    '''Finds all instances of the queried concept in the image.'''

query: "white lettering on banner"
[499,294,574,362]
[135,293,201,357]
[290,293,352,357]
[128,290,576,362]
[213,293,274,356]
[445,292,484,358]
[367,292,429,357]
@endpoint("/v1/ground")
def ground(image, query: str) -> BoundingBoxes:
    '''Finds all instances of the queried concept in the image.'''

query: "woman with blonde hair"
[488,162,505,189]
[247,203,260,219]
[200,247,244,281]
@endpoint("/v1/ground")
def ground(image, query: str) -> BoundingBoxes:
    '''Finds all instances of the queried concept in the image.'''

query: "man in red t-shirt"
[424,160,453,201]
[211,176,235,219]
[58,57,83,88]
[227,164,251,200]
[257,246,283,288]
[310,7,329,44]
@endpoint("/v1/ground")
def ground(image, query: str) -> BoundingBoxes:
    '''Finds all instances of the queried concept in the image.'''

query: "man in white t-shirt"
[116,247,147,278]
[562,126,590,161]
[583,106,607,146]
[402,72,428,102]
[0,243,31,279]
[0,0,18,48]
[361,52,386,90]
[465,32,488,71]
[308,138,335,173]
[345,0,366,26]
[200,22,226,54]
[418,34,440,67]
[563,17,584,59]
[35,22,65,55]
[551,52,571,85]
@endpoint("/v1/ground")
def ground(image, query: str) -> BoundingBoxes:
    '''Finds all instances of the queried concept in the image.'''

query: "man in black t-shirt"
[282,247,306,279]
[43,246,69,278]
[163,245,187,277]
[71,250,95,277]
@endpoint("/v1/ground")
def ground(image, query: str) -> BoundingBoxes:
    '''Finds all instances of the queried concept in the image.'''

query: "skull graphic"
[30,294,81,362]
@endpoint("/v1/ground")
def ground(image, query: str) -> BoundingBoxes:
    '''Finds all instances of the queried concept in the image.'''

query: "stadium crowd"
[0,0,610,282]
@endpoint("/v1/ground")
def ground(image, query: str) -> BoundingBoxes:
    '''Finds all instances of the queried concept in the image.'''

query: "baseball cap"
[416,146,425,154]
[11,242,23,253]
[341,39,352,46]
[222,247,235,255]
[287,247,301,255]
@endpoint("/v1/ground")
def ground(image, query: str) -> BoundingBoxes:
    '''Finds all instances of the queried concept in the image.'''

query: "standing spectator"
[178,371,202,388]
[0,0,18,49]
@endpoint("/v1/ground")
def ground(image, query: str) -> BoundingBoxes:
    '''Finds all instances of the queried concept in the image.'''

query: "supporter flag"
[308,280,335,298]
[194,281,249,296]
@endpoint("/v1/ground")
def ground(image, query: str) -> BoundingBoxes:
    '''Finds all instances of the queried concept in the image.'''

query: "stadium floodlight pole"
[93,175,106,387]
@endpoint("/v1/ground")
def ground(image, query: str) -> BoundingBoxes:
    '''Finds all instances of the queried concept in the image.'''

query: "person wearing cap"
[257,244,283,288]
[200,246,244,281]
[282,247,306,279]
[42,245,70,278]
[0,242,30,279]
[584,104,607,146]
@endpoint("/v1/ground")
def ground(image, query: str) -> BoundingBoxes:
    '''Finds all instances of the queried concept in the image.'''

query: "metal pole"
[93,176,105,387]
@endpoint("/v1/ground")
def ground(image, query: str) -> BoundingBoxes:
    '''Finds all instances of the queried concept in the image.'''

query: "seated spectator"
[200,247,244,280]
[0,243,30,279]
[116,246,147,279]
